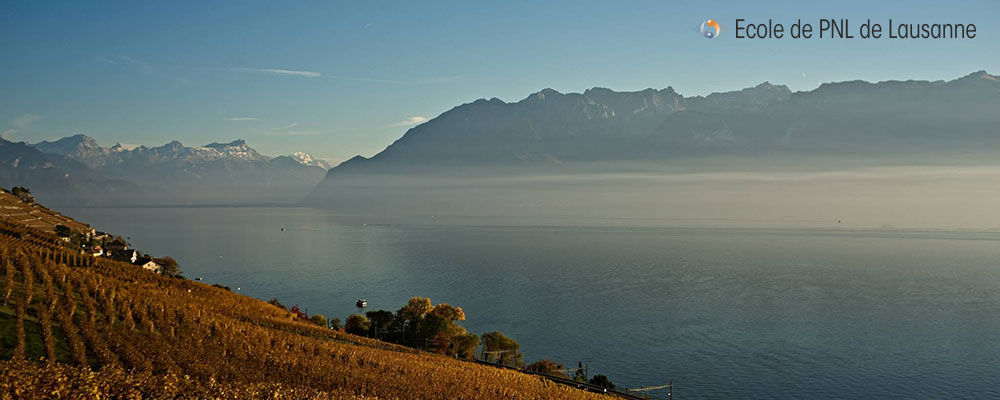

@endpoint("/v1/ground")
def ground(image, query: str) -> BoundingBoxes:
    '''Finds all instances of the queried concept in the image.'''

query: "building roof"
[107,249,136,262]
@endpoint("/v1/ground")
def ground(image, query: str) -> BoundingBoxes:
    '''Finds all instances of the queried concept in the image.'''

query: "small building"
[135,257,163,274]
[107,249,138,264]
[103,238,130,252]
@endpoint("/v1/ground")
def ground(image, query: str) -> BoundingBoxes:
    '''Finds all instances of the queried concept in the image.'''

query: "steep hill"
[0,213,611,399]
[0,189,91,234]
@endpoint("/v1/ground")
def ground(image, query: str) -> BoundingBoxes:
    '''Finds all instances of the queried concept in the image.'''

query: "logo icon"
[701,19,720,38]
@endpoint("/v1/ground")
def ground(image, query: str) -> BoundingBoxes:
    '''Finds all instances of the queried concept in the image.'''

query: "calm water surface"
[64,207,1000,399]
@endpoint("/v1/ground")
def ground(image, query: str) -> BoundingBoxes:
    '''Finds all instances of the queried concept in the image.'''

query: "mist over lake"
[5,1,1000,397]
[64,206,1000,399]
[24,66,1000,398]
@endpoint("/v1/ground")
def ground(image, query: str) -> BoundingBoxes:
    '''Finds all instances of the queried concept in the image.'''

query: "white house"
[136,258,163,273]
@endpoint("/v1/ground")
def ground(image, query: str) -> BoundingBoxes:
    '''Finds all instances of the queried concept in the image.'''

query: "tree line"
[267,296,617,389]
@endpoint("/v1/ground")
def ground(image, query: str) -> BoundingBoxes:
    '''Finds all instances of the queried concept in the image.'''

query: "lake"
[63,206,1000,399]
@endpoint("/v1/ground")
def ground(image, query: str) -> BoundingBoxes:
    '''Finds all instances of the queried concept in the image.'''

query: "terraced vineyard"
[0,217,610,399]
[0,190,91,235]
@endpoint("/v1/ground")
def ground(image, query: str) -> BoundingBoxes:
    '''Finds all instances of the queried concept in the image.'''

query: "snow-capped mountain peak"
[290,152,331,168]
[202,139,268,161]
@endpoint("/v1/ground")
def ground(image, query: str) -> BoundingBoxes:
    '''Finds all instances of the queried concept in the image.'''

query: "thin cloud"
[234,68,321,78]
[3,114,41,138]
[257,122,318,136]
[118,56,155,73]
[327,74,405,84]
[11,114,41,129]
[99,55,155,73]
[221,67,406,84]
[391,116,428,127]
[225,117,263,121]
[363,22,376,29]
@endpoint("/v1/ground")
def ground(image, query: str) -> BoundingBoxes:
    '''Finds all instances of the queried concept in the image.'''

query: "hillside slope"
[0,189,91,234]
[0,218,609,399]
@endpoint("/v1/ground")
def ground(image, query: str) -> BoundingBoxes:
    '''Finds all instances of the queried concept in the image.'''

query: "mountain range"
[2,135,330,206]
[0,138,146,206]
[324,71,999,171]
[2,71,997,208]
[303,70,1000,208]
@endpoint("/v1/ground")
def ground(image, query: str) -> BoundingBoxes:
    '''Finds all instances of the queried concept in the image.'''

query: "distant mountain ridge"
[34,135,325,169]
[15,136,331,205]
[305,71,1000,206]
[9,71,999,208]
[0,137,148,206]
[324,71,998,172]
[273,152,333,169]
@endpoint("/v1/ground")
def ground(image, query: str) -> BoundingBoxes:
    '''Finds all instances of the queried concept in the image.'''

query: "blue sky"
[2,0,998,163]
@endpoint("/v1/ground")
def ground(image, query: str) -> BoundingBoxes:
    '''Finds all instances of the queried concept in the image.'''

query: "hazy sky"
[2,0,998,163]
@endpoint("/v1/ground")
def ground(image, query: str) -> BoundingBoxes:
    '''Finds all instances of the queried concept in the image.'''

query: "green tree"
[11,187,33,203]
[415,303,467,345]
[481,331,521,366]
[329,317,342,330]
[344,314,370,336]
[309,313,328,328]
[394,297,433,345]
[589,375,615,390]
[430,331,450,354]
[365,310,394,339]
[393,297,473,348]
[154,256,181,276]
[452,333,479,359]
[397,297,433,320]
[54,225,72,238]
[526,359,567,378]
